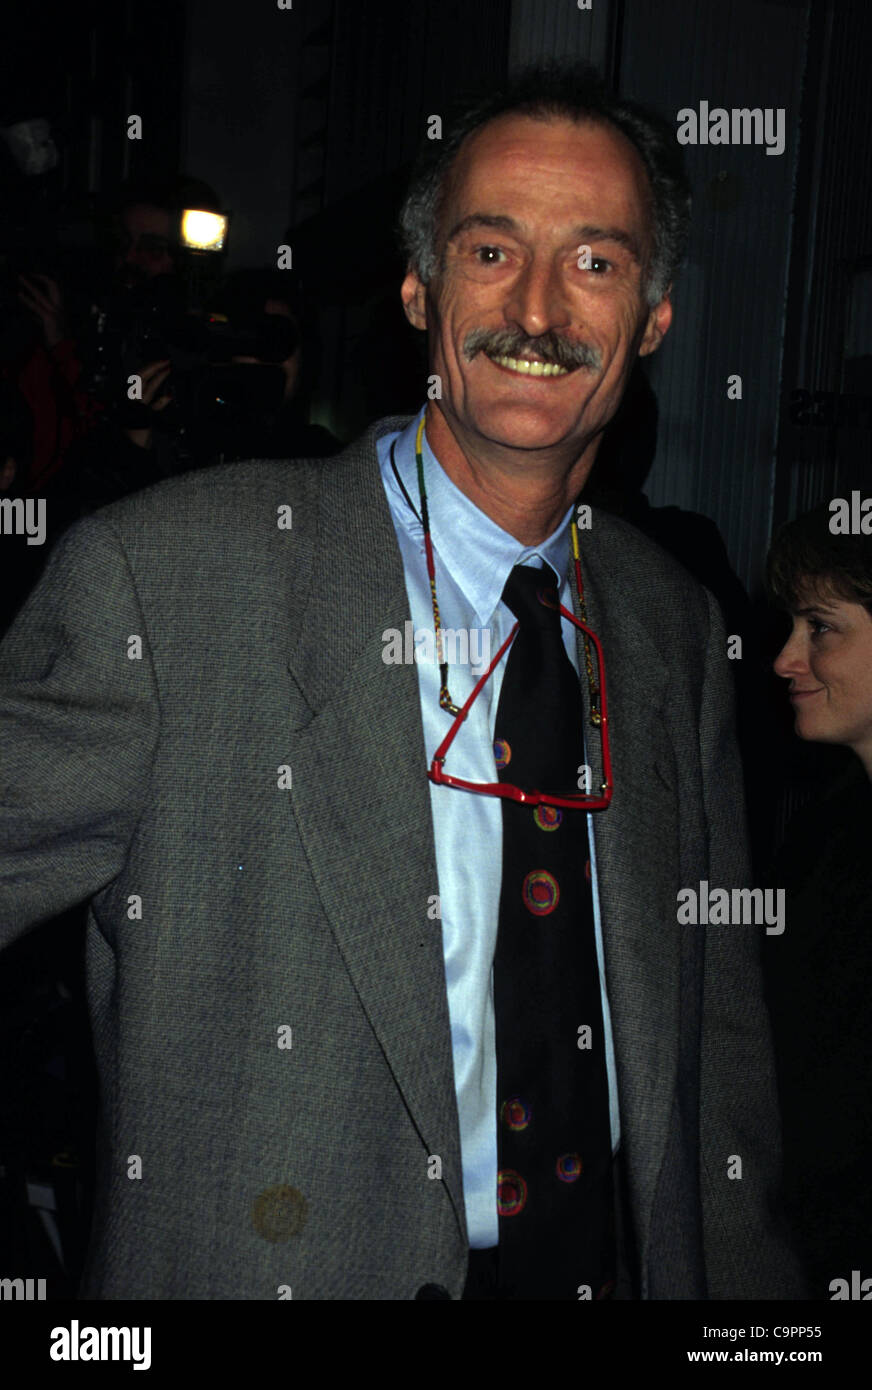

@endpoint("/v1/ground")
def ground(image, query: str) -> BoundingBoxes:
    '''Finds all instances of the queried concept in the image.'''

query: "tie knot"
[501,564,562,631]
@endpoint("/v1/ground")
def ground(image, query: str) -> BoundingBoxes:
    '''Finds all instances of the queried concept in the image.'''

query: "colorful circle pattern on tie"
[533,804,563,832]
[501,1096,532,1131]
[497,1169,528,1216]
[555,1153,583,1183]
[493,737,511,769]
[522,869,559,916]
[536,586,559,610]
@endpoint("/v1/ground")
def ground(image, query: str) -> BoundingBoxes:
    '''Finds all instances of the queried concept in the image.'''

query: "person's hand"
[124,359,172,450]
[17,272,67,349]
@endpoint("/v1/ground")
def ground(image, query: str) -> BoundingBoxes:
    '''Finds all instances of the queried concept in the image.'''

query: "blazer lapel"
[284,419,467,1241]
[569,515,681,1260]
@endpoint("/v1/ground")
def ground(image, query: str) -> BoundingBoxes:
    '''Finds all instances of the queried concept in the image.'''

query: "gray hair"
[398,62,692,309]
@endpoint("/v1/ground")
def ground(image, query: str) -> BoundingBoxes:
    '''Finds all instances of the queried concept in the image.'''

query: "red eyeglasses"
[427,602,613,811]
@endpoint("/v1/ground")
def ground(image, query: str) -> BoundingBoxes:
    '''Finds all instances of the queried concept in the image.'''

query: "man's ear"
[401,267,428,331]
[638,288,673,357]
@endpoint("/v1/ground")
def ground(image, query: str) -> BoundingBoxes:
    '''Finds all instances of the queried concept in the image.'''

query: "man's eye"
[584,257,611,274]
[473,245,506,264]
[809,619,831,636]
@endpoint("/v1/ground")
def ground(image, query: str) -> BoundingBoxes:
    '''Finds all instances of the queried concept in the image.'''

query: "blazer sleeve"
[0,514,161,944]
[696,586,807,1298]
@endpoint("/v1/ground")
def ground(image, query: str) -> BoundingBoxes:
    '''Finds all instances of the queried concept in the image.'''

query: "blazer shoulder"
[77,417,403,546]
[86,456,319,536]
[587,507,713,623]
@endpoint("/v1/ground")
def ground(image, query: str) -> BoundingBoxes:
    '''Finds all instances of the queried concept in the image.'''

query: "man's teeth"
[489,354,569,377]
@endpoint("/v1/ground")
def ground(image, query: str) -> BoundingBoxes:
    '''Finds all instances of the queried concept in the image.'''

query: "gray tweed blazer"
[0,415,803,1299]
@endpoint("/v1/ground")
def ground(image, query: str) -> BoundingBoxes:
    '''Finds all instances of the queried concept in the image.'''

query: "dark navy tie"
[492,562,615,1299]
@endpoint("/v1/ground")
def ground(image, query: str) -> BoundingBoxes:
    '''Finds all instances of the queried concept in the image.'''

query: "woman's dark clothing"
[762,761,872,1298]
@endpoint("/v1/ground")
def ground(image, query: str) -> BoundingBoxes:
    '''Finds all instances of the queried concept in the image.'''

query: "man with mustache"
[0,63,802,1300]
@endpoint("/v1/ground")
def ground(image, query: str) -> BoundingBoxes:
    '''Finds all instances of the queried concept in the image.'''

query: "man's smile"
[483,351,573,378]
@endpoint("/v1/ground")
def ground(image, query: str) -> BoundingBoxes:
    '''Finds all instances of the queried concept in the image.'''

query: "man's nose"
[503,257,572,338]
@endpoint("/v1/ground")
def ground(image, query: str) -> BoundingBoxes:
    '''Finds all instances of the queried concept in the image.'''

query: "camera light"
[181,209,228,252]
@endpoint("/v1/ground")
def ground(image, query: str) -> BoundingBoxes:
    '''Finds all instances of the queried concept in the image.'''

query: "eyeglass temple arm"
[558,600,613,796]
[431,621,518,768]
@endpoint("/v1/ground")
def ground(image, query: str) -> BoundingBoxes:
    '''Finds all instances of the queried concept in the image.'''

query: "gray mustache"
[463,327,602,372]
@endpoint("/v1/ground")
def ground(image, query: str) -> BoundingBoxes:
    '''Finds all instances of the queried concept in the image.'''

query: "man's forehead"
[452,111,644,182]
[441,112,652,234]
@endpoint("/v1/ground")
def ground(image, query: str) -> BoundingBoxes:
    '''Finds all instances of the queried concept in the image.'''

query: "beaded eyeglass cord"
[391,413,613,808]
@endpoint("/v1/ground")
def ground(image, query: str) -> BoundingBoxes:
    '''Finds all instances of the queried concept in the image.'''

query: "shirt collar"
[385,406,575,626]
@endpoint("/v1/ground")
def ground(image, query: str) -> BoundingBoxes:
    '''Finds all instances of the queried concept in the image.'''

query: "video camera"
[84,276,298,423]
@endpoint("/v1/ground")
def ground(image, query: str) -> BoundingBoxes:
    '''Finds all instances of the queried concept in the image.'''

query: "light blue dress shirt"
[377,406,620,1247]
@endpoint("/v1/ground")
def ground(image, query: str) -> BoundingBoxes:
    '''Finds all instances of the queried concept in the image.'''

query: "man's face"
[773,584,872,764]
[116,203,175,282]
[401,113,671,461]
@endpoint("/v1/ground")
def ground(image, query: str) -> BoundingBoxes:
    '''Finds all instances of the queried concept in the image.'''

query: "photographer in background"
[48,174,225,526]
[58,202,338,526]
[2,173,222,535]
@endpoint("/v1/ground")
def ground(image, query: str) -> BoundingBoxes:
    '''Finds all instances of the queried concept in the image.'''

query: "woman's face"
[773,583,872,771]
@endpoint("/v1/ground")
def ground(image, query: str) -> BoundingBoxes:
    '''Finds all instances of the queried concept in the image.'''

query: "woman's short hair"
[766,501,872,615]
